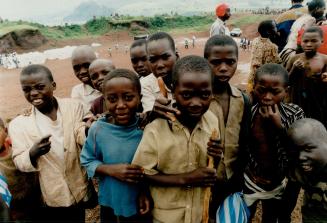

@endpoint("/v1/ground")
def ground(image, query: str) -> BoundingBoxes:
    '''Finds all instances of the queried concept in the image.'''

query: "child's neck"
[162,73,173,90]
[213,81,229,95]
[177,115,199,133]
[305,51,317,59]
[38,98,58,121]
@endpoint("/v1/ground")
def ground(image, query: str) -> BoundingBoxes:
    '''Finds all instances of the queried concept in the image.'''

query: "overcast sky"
[0,0,87,20]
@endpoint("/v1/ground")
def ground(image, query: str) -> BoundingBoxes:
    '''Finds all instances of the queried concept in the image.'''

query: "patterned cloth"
[0,174,12,207]
[247,37,280,92]
[246,103,305,189]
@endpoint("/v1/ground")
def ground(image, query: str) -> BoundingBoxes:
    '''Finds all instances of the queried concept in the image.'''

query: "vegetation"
[0,13,271,40]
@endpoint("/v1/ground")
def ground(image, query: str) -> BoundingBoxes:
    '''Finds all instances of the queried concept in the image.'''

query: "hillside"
[0,13,272,53]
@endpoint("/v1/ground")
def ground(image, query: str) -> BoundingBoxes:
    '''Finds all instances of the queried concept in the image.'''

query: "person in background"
[210,3,231,37]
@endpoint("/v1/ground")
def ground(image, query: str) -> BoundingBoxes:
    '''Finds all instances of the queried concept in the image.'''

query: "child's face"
[71,51,95,85]
[20,72,56,111]
[103,77,140,125]
[174,72,212,122]
[301,32,322,54]
[292,133,327,175]
[89,63,115,92]
[147,38,177,79]
[207,45,237,84]
[254,74,287,106]
[130,44,151,77]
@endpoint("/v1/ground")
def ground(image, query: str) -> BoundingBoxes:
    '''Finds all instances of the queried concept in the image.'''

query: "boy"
[0,117,41,221]
[248,20,281,94]
[141,32,179,112]
[287,26,327,127]
[88,59,116,116]
[133,55,220,223]
[130,39,151,79]
[71,45,101,108]
[153,35,251,219]
[287,118,327,222]
[9,65,91,222]
[243,64,305,222]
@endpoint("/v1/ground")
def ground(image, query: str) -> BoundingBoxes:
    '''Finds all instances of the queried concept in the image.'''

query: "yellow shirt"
[9,98,89,207]
[132,111,219,223]
[209,85,245,181]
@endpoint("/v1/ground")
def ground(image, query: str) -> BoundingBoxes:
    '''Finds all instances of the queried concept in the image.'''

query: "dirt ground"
[0,28,303,222]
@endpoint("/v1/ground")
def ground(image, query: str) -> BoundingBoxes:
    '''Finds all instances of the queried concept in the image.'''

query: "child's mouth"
[301,163,313,172]
[32,99,43,105]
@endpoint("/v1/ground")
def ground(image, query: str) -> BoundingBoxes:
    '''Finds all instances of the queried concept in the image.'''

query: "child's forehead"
[256,73,285,85]
[302,32,322,39]
[72,51,96,64]
[177,71,211,85]
[147,38,174,52]
[20,72,51,83]
[209,45,237,57]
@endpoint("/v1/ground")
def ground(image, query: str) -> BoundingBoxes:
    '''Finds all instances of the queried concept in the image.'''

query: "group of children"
[0,26,326,223]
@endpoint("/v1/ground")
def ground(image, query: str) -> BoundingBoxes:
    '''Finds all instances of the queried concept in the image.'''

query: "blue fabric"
[80,116,143,217]
[216,192,250,223]
[0,174,11,207]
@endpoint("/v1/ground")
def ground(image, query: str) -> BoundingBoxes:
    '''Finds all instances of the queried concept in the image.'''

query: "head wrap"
[216,3,229,17]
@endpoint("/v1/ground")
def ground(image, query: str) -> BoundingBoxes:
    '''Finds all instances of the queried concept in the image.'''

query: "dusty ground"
[0,28,303,222]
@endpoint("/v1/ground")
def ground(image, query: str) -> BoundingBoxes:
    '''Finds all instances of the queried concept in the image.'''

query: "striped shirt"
[246,103,305,188]
[0,174,12,207]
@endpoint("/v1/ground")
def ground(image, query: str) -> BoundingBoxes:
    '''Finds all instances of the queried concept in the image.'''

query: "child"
[141,32,179,112]
[130,39,151,79]
[71,45,102,108]
[243,64,305,222]
[132,55,220,223]
[89,59,116,116]
[248,20,281,94]
[287,26,327,127]
[287,118,327,222]
[0,117,41,221]
[80,69,150,223]
[9,64,91,222]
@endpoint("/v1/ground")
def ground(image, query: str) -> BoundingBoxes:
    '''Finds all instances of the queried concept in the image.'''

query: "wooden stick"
[202,129,219,223]
[157,77,176,122]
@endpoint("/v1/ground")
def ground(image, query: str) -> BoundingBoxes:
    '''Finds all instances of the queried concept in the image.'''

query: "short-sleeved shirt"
[210,18,230,37]
[132,111,219,223]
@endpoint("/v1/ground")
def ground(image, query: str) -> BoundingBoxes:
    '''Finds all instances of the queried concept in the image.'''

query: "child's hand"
[153,96,181,121]
[259,104,284,129]
[138,192,152,215]
[207,139,223,160]
[322,72,327,83]
[29,134,51,159]
[184,167,217,187]
[105,164,144,183]
[293,58,305,70]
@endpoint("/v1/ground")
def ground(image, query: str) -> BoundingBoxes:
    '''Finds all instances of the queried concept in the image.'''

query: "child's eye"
[35,85,46,91]
[22,87,31,93]
[149,57,157,63]
[161,54,170,60]
[124,95,134,101]
[182,93,191,99]
[201,92,211,99]
[107,96,117,103]
[226,60,236,65]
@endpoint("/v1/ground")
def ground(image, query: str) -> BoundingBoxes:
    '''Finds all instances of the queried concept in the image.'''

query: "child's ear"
[285,85,290,95]
[52,82,57,90]
[175,52,180,59]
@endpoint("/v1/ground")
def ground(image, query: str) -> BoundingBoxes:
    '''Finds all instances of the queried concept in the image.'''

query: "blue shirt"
[80,116,143,217]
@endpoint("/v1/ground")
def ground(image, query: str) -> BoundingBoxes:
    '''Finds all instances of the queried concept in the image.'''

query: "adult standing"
[276,0,307,52]
[210,3,231,37]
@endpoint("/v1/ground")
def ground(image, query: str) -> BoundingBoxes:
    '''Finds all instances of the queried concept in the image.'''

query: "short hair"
[258,20,275,38]
[254,63,289,85]
[303,26,324,39]
[288,118,327,142]
[71,45,96,60]
[21,64,54,82]
[204,35,238,59]
[146,32,175,53]
[172,55,213,90]
[130,39,147,50]
[292,0,303,3]
[308,0,326,12]
[103,69,141,95]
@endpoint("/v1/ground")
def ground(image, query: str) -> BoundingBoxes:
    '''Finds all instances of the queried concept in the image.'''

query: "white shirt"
[71,83,102,109]
[35,108,65,163]
[210,17,230,37]
[140,73,173,112]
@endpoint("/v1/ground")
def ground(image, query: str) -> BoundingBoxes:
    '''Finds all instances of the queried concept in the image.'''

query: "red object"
[297,25,327,54]
[216,3,229,17]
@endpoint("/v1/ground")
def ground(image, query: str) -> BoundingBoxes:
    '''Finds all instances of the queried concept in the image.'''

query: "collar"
[251,102,290,124]
[83,83,98,96]
[214,84,242,99]
[290,4,303,10]
[169,112,211,135]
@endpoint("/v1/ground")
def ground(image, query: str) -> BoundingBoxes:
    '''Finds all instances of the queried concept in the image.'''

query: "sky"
[0,0,87,20]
